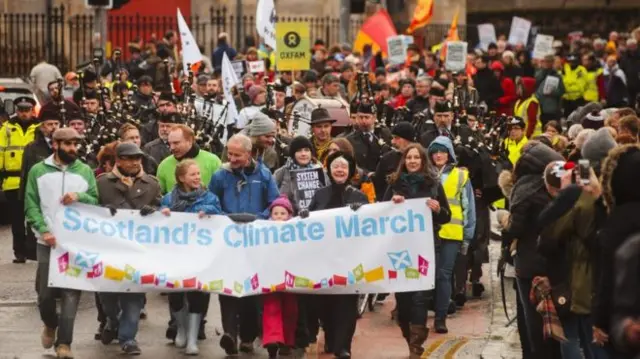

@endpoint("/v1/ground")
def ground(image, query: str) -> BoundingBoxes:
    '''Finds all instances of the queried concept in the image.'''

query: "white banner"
[508,16,531,46]
[221,53,239,138]
[445,41,468,72]
[49,200,436,296]
[533,34,554,60]
[477,23,496,51]
[256,0,277,50]
[387,35,408,65]
[177,8,203,75]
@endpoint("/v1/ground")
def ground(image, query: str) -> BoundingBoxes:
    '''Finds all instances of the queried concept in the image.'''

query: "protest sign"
[276,22,310,71]
[49,200,436,296]
[387,35,408,65]
[290,167,327,210]
[248,60,266,73]
[508,16,531,46]
[533,34,554,60]
[477,24,496,51]
[445,41,467,72]
[231,60,246,80]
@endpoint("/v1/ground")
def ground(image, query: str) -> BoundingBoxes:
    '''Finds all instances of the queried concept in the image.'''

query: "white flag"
[177,8,203,75]
[221,52,240,140]
[256,0,277,50]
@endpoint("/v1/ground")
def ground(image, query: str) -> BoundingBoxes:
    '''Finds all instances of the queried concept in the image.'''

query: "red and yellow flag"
[353,9,398,57]
[439,6,461,61]
[406,0,434,34]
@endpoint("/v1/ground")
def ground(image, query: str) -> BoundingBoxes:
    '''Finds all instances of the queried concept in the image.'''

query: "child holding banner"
[262,195,299,358]
[160,159,222,355]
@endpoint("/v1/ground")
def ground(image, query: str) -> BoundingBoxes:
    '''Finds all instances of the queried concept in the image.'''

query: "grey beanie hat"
[247,112,276,137]
[581,127,617,167]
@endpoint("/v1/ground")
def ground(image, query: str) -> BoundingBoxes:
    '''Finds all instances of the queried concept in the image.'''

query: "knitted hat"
[289,136,314,158]
[391,122,417,142]
[581,127,617,171]
[428,143,449,154]
[582,110,605,130]
[269,195,294,217]
[248,85,266,103]
[247,112,276,137]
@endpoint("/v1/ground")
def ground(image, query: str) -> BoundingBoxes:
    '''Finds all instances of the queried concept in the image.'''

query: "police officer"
[0,97,39,263]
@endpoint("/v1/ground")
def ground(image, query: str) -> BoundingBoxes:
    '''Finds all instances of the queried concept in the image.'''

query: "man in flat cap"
[1,96,39,263]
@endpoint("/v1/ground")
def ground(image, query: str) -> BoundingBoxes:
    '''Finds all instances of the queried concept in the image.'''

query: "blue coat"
[212,43,238,70]
[208,162,279,219]
[160,190,222,215]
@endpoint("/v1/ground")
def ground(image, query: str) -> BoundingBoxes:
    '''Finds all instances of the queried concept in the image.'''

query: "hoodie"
[428,136,476,242]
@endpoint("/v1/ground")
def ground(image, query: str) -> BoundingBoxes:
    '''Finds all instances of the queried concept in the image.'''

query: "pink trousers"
[262,293,298,347]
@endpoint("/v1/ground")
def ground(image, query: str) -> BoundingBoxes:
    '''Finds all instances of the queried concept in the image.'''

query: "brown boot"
[400,322,410,346]
[409,324,428,358]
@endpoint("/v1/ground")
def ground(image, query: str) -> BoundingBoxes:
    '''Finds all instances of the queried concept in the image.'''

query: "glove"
[460,241,470,256]
[106,205,117,217]
[298,209,309,219]
[228,213,258,223]
[139,205,156,217]
[349,202,364,211]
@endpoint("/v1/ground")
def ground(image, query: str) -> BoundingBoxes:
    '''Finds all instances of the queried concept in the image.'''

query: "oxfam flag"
[48,200,435,296]
[276,22,310,71]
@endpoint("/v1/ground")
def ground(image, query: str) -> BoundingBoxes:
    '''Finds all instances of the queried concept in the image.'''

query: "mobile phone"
[578,159,591,185]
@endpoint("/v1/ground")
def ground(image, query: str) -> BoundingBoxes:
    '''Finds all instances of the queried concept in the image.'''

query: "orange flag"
[353,9,398,56]
[406,0,434,34]
[439,6,460,61]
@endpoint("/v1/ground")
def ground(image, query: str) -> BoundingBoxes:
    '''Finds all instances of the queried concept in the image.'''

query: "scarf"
[176,144,200,161]
[285,157,318,171]
[313,136,331,161]
[112,166,144,187]
[170,186,206,212]
[400,172,426,197]
[529,276,568,343]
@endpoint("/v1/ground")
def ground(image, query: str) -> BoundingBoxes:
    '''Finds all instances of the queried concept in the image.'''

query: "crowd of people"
[1,23,640,359]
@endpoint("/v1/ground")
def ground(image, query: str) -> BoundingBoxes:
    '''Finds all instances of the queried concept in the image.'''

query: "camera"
[578,159,591,185]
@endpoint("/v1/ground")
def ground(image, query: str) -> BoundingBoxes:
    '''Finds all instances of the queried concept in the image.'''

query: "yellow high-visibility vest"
[0,119,38,191]
[504,136,529,167]
[584,68,603,102]
[514,96,542,138]
[439,167,468,241]
[562,64,587,101]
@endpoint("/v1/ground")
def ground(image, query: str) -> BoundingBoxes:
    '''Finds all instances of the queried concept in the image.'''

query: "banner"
[386,35,407,65]
[176,8,202,75]
[248,60,266,73]
[533,34,554,60]
[275,22,310,71]
[445,41,467,72]
[49,200,436,296]
[290,168,327,210]
[477,23,497,51]
[221,53,240,141]
[508,16,531,46]
[256,0,277,50]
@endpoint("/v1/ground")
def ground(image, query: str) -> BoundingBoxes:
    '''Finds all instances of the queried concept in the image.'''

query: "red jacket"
[497,76,517,116]
[391,94,412,109]
[519,77,539,139]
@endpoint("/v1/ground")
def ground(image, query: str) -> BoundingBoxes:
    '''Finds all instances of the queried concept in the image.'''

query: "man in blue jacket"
[208,133,279,354]
[212,33,238,71]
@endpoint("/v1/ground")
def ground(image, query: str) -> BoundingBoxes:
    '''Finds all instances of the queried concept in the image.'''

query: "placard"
[231,60,246,80]
[477,23,497,51]
[49,200,436,296]
[387,36,407,65]
[542,76,560,95]
[445,41,467,72]
[508,16,531,46]
[533,34,554,60]
[275,22,310,71]
[290,167,327,210]
[248,60,266,73]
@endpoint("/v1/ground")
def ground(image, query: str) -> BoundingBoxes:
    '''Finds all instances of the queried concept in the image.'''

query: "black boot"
[266,343,279,358]
[335,349,351,358]
[434,318,448,334]
[409,324,429,358]
[219,333,238,355]
[447,300,457,314]
[472,282,485,298]
[198,319,206,340]
[454,293,467,308]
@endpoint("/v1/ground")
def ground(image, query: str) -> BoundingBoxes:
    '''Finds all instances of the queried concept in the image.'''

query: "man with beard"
[420,100,473,148]
[96,142,162,356]
[373,122,417,199]
[1,97,39,263]
[131,75,155,112]
[24,127,98,359]
[141,92,177,144]
[156,124,222,194]
[309,108,336,161]
[142,113,176,165]
[208,134,279,355]
[240,112,279,172]
[346,102,392,173]
[406,76,432,116]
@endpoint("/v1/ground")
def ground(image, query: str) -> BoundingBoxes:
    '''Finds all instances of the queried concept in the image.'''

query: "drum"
[287,96,350,137]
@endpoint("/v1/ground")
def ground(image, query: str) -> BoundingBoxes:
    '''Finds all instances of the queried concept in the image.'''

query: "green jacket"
[156,149,222,194]
[24,155,98,244]
[539,191,597,315]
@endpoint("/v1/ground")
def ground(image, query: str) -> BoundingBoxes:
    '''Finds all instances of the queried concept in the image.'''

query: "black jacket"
[308,184,368,212]
[143,138,171,166]
[346,128,392,173]
[373,149,402,200]
[19,131,52,201]
[612,232,640,358]
[419,124,473,149]
[473,67,503,109]
[132,91,155,112]
[406,96,430,115]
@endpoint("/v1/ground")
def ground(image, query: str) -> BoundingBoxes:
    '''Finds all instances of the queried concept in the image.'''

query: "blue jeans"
[395,290,430,325]
[99,292,145,345]
[435,239,461,320]
[560,314,609,359]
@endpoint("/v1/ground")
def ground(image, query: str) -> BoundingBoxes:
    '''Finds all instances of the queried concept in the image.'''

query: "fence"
[0,5,365,77]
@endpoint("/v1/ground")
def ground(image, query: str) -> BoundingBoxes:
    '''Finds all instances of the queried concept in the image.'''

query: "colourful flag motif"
[66,266,82,277]
[274,283,286,292]
[333,275,347,286]
[223,288,233,295]
[173,280,180,288]
[209,280,223,291]
[364,266,385,282]
[234,281,243,294]
[157,273,167,285]
[183,277,197,288]
[388,270,398,279]
[58,252,69,273]
[132,271,141,284]
[418,255,429,276]
[166,281,175,288]
[244,278,252,293]
[294,276,310,288]
[262,287,271,293]
[124,264,136,280]
[285,271,295,288]
[405,267,420,279]
[202,284,209,291]
[251,274,259,290]
[348,272,356,285]
[104,265,126,281]
[87,262,103,278]
[141,274,155,285]
[353,264,364,282]
[388,250,412,270]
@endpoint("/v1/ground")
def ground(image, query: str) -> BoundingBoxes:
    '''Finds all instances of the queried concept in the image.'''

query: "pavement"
[0,223,522,359]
